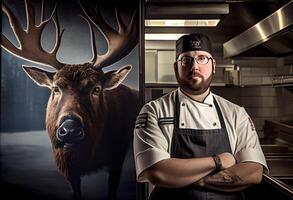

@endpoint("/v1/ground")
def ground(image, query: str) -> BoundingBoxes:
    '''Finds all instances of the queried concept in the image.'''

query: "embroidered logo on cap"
[190,40,201,49]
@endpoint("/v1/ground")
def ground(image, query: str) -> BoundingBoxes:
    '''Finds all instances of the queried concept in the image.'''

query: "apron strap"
[174,90,180,130]
[213,96,227,130]
[213,96,233,154]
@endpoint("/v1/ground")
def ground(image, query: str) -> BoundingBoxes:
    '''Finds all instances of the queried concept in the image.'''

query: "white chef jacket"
[133,88,268,182]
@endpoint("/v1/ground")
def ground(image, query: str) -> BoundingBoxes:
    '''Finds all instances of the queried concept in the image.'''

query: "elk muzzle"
[56,115,85,148]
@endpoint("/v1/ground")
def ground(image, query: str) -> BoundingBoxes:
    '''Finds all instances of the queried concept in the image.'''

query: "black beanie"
[176,33,213,59]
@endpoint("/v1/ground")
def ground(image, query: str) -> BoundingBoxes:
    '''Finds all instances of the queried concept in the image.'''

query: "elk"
[1,0,139,199]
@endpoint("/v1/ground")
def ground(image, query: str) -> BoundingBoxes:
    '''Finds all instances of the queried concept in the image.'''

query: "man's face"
[174,50,215,95]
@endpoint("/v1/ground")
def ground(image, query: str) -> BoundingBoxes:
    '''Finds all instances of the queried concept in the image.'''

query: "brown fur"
[45,64,139,179]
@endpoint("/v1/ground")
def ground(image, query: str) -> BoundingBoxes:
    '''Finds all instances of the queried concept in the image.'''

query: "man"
[133,33,268,200]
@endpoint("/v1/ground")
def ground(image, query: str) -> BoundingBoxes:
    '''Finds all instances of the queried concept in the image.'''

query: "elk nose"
[56,118,84,143]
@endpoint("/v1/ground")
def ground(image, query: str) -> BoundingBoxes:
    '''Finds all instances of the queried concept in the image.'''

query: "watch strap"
[212,155,222,172]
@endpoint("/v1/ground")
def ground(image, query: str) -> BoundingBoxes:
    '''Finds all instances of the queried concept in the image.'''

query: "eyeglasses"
[177,55,213,67]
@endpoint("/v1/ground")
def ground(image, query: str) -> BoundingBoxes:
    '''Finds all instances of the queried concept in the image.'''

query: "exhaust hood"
[223,0,293,58]
[145,4,229,19]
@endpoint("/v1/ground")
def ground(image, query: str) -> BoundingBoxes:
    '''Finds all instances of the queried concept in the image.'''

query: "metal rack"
[272,74,293,87]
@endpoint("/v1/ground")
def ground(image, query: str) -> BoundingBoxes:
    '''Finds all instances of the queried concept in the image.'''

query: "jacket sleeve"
[133,103,170,182]
[234,107,269,173]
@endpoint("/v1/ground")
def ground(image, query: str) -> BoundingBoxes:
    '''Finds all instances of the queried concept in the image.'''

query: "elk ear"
[103,65,132,90]
[22,65,55,88]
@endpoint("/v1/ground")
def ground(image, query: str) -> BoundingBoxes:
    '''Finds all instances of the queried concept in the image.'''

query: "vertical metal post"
[137,0,148,200]
[139,0,146,105]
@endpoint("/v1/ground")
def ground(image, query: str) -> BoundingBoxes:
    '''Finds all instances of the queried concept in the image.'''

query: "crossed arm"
[142,153,263,192]
[142,156,217,188]
[194,162,263,192]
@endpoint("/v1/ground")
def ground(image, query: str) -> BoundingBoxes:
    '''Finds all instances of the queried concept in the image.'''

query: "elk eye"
[52,87,60,94]
[93,87,101,95]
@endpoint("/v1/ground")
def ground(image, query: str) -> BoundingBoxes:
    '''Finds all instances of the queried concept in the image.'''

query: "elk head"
[1,0,138,151]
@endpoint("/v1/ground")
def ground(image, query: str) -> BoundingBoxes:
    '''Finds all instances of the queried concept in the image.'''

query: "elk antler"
[78,0,139,70]
[1,0,65,70]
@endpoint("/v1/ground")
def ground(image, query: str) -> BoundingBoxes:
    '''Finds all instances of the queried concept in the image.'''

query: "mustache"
[189,72,203,78]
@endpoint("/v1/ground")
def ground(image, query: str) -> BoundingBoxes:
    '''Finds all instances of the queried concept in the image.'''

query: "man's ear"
[212,59,216,74]
[22,65,55,88]
[173,62,178,72]
[173,62,180,82]
[103,65,132,90]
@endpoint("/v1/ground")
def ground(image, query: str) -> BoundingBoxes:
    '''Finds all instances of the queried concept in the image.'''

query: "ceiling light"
[145,19,220,27]
[145,34,185,41]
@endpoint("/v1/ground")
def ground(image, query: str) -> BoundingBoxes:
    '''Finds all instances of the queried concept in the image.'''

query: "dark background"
[1,0,139,199]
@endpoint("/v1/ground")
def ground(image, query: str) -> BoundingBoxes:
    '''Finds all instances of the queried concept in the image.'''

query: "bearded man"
[133,33,268,200]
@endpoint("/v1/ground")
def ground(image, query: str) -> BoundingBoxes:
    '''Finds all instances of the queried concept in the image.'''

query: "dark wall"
[212,86,293,138]
[1,53,50,132]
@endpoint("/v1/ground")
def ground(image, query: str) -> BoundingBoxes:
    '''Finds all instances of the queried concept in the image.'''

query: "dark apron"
[149,91,245,200]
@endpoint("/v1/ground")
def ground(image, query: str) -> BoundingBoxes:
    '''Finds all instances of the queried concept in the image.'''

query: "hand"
[194,178,205,187]
[218,152,236,169]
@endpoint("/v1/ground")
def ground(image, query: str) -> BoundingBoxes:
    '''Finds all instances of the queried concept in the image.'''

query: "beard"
[175,71,213,95]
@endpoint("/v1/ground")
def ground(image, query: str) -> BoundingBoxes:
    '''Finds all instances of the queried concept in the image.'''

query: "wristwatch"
[212,155,222,172]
